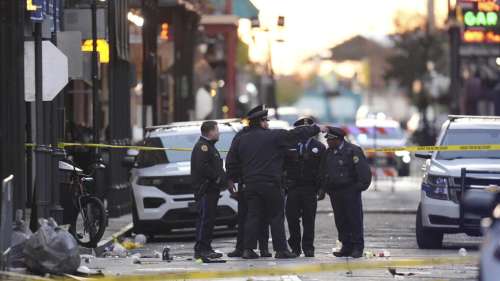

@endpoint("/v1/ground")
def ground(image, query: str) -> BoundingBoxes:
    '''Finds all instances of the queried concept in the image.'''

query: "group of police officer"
[190,105,372,261]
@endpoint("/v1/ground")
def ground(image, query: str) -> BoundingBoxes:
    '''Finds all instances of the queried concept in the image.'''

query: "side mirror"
[122,156,136,169]
[463,190,497,217]
[415,152,432,159]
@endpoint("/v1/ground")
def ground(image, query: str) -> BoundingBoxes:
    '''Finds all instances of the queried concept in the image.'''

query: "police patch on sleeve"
[353,155,359,164]
[312,147,319,153]
[201,145,208,152]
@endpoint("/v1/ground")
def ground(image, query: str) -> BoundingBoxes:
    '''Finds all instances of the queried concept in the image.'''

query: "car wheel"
[416,203,443,249]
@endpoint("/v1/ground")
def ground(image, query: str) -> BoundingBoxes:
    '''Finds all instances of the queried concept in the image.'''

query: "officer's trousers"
[328,188,364,249]
[285,188,317,252]
[244,182,287,251]
[194,189,220,252]
[235,189,269,251]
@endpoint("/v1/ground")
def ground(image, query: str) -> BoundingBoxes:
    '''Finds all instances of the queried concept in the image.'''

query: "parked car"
[349,118,411,176]
[127,119,242,236]
[125,118,292,236]
[415,115,500,249]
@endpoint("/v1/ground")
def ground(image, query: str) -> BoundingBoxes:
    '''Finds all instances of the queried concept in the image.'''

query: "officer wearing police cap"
[318,126,372,258]
[283,117,325,257]
[226,105,328,259]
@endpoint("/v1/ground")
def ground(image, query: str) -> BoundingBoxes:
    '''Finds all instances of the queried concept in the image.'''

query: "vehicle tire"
[416,203,443,249]
[70,196,107,248]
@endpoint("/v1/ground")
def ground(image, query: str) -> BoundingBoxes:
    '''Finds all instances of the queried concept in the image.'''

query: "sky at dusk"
[241,0,449,74]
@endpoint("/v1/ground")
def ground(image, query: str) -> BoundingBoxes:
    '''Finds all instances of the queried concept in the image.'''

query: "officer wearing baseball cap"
[226,105,328,259]
[318,126,372,258]
[283,117,326,257]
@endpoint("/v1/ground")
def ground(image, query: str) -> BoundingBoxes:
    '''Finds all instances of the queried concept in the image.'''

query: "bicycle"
[61,160,107,248]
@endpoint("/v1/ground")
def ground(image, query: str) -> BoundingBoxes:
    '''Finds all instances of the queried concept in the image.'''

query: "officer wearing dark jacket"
[226,127,271,258]
[284,117,326,257]
[191,121,228,260]
[226,105,327,259]
[318,127,372,258]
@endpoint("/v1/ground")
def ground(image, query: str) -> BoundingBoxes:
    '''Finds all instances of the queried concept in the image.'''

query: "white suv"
[128,120,241,236]
[415,115,500,249]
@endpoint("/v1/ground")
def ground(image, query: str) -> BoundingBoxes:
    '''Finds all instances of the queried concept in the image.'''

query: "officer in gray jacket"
[318,126,372,258]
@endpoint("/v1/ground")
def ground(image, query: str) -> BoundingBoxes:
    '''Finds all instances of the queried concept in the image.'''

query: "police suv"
[415,115,500,249]
[128,120,242,236]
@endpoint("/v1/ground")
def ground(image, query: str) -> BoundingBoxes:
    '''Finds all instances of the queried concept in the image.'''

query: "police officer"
[226,105,327,259]
[284,117,326,257]
[191,121,229,260]
[318,127,372,258]
[227,127,271,258]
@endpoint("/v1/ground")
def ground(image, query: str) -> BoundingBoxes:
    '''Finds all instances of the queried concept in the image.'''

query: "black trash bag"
[9,215,33,268]
[23,218,81,275]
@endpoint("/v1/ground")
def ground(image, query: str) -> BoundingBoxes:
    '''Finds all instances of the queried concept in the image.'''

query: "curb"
[0,271,51,281]
[95,222,133,256]
[317,209,417,215]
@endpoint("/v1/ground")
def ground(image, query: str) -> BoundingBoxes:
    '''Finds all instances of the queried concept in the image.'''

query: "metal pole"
[49,0,64,224]
[34,22,50,221]
[91,0,100,155]
[448,2,461,114]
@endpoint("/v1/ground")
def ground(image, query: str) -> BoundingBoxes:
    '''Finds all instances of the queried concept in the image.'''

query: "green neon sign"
[464,11,498,27]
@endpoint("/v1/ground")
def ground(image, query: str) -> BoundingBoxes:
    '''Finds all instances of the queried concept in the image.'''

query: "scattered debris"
[134,234,147,246]
[364,251,375,258]
[388,268,416,277]
[162,247,172,261]
[458,248,467,257]
[378,250,391,257]
[24,218,80,275]
[9,213,32,268]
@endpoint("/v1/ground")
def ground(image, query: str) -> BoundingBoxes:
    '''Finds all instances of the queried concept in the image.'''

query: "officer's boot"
[275,249,298,259]
[242,249,259,259]
[260,249,272,258]
[227,248,243,258]
[350,247,364,259]
[333,246,352,257]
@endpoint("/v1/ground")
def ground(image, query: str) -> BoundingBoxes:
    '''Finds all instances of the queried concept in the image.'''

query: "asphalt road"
[83,177,483,280]
[87,211,481,280]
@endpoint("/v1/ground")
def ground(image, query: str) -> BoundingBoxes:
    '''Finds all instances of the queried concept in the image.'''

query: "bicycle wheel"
[70,196,107,248]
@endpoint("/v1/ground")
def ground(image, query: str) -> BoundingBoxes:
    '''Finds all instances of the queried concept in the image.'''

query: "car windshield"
[137,131,236,167]
[161,131,235,162]
[353,126,405,140]
[437,128,500,160]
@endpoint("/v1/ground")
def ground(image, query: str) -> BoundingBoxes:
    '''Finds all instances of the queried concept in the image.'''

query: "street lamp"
[250,16,286,111]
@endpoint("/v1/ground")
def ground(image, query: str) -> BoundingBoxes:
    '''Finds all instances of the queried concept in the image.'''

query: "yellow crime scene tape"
[365,144,500,153]
[25,143,500,153]
[54,256,475,281]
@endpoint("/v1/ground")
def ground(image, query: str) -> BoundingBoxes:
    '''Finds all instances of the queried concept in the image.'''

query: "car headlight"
[137,177,164,186]
[422,175,449,200]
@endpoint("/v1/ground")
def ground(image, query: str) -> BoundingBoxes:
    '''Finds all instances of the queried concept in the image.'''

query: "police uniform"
[191,136,226,259]
[284,117,326,257]
[226,105,320,259]
[319,127,372,258]
[227,128,270,258]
